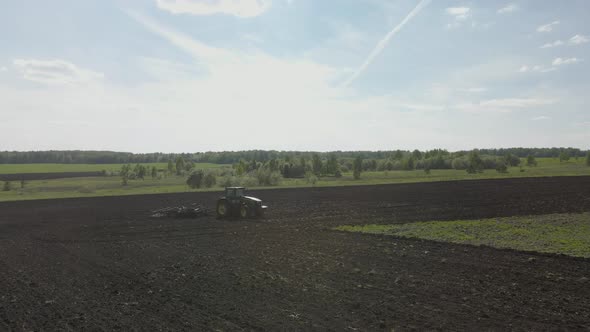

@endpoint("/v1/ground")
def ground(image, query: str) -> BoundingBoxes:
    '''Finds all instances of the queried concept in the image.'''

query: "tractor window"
[226,188,234,197]
[235,188,244,197]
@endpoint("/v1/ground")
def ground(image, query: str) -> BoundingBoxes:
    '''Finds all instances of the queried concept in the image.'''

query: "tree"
[120,164,131,186]
[353,156,362,180]
[299,157,307,171]
[526,155,537,167]
[176,157,185,175]
[466,150,484,174]
[326,154,339,175]
[412,149,422,160]
[403,156,415,170]
[186,170,205,189]
[185,160,195,172]
[504,153,520,167]
[167,160,175,174]
[134,164,146,180]
[235,160,247,176]
[20,179,26,189]
[559,151,570,162]
[312,154,323,176]
[268,159,279,172]
[586,152,590,167]
[151,166,158,179]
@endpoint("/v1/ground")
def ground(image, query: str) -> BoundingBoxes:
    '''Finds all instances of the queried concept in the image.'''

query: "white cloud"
[541,36,589,48]
[446,7,470,20]
[155,0,271,18]
[519,65,556,73]
[457,87,488,93]
[569,34,589,45]
[445,7,473,29]
[127,11,237,64]
[480,98,554,108]
[540,40,564,48]
[532,115,551,121]
[536,20,559,32]
[0,66,7,72]
[12,59,104,85]
[497,3,518,14]
[457,98,556,113]
[552,57,582,66]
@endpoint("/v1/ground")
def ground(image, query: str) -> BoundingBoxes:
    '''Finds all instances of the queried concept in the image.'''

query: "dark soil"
[0,172,105,181]
[1,177,590,331]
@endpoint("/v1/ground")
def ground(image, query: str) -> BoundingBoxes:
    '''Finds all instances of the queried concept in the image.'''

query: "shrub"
[305,171,318,185]
[220,175,240,187]
[559,151,570,162]
[256,168,280,186]
[481,156,500,169]
[504,154,521,167]
[526,155,537,167]
[3,181,11,191]
[496,163,508,173]
[186,170,205,189]
[239,174,259,187]
[451,157,468,170]
[203,171,217,188]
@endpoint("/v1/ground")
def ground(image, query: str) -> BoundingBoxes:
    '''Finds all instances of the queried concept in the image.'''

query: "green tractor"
[216,187,267,219]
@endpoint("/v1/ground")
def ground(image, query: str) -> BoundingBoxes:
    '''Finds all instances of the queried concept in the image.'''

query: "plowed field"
[1,177,590,330]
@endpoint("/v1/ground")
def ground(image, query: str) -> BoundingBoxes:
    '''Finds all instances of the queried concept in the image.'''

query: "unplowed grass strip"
[335,213,590,258]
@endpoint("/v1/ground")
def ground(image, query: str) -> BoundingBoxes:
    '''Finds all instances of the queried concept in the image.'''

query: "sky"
[1,0,589,153]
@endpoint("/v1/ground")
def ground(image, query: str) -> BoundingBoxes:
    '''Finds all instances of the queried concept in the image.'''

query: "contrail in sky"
[342,0,431,86]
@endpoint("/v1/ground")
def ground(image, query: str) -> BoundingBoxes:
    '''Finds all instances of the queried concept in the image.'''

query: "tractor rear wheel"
[216,200,229,219]
[240,205,249,219]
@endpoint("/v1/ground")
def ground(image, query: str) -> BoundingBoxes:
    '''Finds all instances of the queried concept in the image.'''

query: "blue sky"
[1,0,589,152]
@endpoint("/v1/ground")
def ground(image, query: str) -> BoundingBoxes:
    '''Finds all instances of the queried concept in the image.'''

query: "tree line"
[0,148,587,165]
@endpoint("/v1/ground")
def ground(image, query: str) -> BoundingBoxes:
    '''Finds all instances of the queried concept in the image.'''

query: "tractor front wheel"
[240,205,249,219]
[216,200,229,219]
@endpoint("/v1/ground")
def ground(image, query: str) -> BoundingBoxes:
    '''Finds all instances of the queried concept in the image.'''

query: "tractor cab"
[225,187,245,198]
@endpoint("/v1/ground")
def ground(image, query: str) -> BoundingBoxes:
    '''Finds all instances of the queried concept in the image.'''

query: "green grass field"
[335,212,590,258]
[0,158,588,202]
[0,163,225,174]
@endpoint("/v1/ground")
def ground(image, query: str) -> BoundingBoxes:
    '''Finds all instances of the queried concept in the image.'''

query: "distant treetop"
[0,148,586,165]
